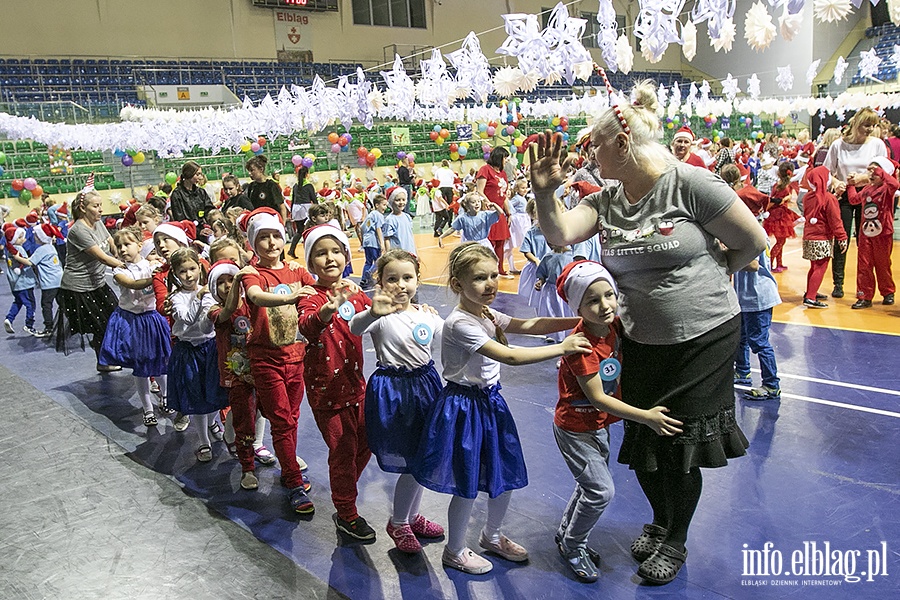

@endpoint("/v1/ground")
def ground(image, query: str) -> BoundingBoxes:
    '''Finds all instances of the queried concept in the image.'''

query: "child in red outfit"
[763,162,800,272]
[846,157,898,308]
[240,208,318,514]
[297,224,375,541]
[801,167,848,308]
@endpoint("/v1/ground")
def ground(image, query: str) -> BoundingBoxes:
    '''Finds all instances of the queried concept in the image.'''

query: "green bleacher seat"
[88,151,103,162]
[15,141,30,152]
[2,142,14,153]
[111,181,126,189]
[32,143,48,152]
[94,181,110,190]
[43,185,59,195]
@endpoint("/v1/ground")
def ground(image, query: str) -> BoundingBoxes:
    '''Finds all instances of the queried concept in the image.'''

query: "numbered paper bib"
[233,316,251,334]
[599,357,621,382]
[412,323,433,345]
[273,283,292,296]
[338,301,356,321]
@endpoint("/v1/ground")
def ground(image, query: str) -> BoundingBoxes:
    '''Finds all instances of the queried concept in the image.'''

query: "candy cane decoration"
[594,64,630,135]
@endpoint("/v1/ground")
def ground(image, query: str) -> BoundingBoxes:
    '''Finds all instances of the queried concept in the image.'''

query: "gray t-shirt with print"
[60,220,112,292]
[580,163,740,344]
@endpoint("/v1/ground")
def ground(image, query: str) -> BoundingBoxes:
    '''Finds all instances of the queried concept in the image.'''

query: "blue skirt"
[411,381,528,499]
[167,338,229,415]
[364,361,443,474]
[98,307,171,377]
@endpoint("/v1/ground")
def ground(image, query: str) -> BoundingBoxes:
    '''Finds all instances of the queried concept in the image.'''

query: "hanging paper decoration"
[493,66,523,98]
[641,40,665,64]
[744,2,777,52]
[447,32,494,104]
[541,2,594,84]
[806,59,822,87]
[698,80,712,107]
[496,13,548,78]
[779,7,804,41]
[596,0,620,72]
[518,70,541,93]
[711,17,737,52]
[747,74,762,100]
[833,55,848,84]
[691,0,736,41]
[670,82,682,108]
[686,82,699,108]
[633,0,686,63]
[657,84,669,111]
[380,55,416,121]
[681,20,698,61]
[416,49,454,108]
[721,74,740,101]
[889,0,900,24]
[615,35,634,74]
[813,0,852,23]
[858,49,882,80]
[776,66,794,92]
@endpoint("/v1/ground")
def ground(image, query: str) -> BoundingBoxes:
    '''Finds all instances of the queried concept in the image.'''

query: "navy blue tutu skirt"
[167,337,228,415]
[98,307,171,377]
[411,381,528,499]
[364,360,443,474]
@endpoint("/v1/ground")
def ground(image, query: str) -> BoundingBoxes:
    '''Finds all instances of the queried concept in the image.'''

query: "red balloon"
[257,136,266,147]
[11,179,24,191]
[357,146,368,158]
[429,131,439,141]
[338,136,349,147]
[366,152,376,163]
[449,143,458,152]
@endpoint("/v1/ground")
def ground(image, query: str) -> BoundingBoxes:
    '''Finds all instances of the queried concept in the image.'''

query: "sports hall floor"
[1,223,898,600]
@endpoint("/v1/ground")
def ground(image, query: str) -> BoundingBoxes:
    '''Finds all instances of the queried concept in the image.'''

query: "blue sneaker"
[734,372,752,386]
[289,486,315,514]
[746,386,781,400]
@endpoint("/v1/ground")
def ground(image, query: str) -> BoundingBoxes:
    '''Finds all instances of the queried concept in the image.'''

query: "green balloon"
[19,189,32,202]
[165,172,177,185]
[0,152,6,164]
[126,148,137,157]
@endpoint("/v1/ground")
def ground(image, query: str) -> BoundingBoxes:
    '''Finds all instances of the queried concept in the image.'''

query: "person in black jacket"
[397,157,414,215]
[289,165,317,257]
[221,174,253,213]
[169,161,216,224]
[245,155,287,223]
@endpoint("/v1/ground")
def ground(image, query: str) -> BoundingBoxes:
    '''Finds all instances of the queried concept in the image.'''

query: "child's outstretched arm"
[214,272,245,323]
[575,373,683,436]
[113,270,153,290]
[476,331,591,366]
[507,315,582,335]
[348,285,403,335]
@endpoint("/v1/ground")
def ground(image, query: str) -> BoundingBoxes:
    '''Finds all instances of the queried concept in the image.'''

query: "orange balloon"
[327,132,339,144]
[31,185,44,197]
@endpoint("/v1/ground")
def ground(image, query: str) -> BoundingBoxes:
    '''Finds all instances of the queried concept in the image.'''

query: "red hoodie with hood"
[802,166,847,242]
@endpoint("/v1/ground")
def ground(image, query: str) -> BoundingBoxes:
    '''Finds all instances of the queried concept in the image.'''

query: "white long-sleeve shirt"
[170,288,216,345]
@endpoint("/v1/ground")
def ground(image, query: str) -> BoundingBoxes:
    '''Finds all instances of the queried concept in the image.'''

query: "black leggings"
[288,219,308,257]
[635,462,703,552]
[831,197,860,287]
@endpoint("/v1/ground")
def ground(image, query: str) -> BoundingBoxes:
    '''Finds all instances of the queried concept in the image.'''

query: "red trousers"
[228,383,257,473]
[491,239,507,274]
[312,403,371,521]
[251,359,305,490]
[857,234,895,300]
[771,237,787,268]
[806,258,831,301]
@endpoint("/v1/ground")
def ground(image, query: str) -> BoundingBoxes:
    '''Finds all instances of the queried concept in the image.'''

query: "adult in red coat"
[476,147,513,277]
[801,167,848,308]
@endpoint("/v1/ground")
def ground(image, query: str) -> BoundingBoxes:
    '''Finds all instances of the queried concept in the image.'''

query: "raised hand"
[370,285,403,317]
[528,131,576,198]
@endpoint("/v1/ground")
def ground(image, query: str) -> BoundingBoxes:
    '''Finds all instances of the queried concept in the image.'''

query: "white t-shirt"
[349,305,443,369]
[114,259,156,314]
[170,289,216,345]
[823,137,888,182]
[435,167,456,188]
[347,199,366,224]
[441,307,512,387]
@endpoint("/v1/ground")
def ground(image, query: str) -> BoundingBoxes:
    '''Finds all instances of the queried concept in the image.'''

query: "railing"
[0,100,93,123]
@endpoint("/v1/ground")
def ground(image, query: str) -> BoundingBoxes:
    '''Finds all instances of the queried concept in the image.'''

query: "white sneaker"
[442,547,493,574]
[479,532,529,562]
[4,319,14,334]
[297,456,308,471]
[240,471,259,490]
[173,414,191,432]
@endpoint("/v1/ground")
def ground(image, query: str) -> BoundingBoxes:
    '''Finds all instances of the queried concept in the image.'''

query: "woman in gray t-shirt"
[528,81,766,585]
[55,190,125,371]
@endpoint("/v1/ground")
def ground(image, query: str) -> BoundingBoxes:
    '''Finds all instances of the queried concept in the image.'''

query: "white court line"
[736,384,900,419]
[749,368,900,397]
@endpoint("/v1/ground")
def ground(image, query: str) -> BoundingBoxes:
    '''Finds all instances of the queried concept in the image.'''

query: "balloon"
[713,136,720,143]
[340,144,349,152]
[482,144,491,153]
[254,148,264,155]
[513,138,523,147]
[301,157,314,168]
[113,149,125,158]
[559,117,569,127]
[430,131,439,141]
[372,148,382,159]
[460,141,469,148]
[23,178,37,191]
[483,152,491,161]
[440,128,449,139]
[0,166,4,177]
[406,152,415,161]
[506,126,515,136]
[449,143,458,152]
[478,123,488,132]
[32,185,43,198]
[240,141,252,153]
[450,152,460,161]
[433,125,442,133]
[125,148,137,157]
[667,122,674,129]
[304,153,316,160]
[357,157,367,166]
[486,126,496,136]
[551,117,561,126]
[19,190,32,203]
[327,132,339,144]
[343,133,353,143]
[250,142,261,153]
[166,172,177,185]
[397,151,406,160]
[257,136,266,147]
[435,137,445,146]
[562,132,569,142]
[357,147,367,158]
[11,179,24,191]
[292,155,303,166]
[331,143,341,153]
[121,155,134,167]
[0,152,7,164]
[9,188,20,198]
[458,146,468,157]
[133,152,146,164]
[338,136,349,147]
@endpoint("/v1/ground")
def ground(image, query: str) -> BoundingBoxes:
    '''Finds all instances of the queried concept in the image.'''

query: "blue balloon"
[10,188,20,197]
[0,166,4,177]
[113,149,126,157]
[253,148,264,155]
[433,125,442,133]
[340,144,349,152]
[562,133,570,142]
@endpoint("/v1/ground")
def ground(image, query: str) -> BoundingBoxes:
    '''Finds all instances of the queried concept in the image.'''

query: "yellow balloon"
[133,151,146,164]
[551,117,561,126]
[450,152,460,160]
[513,138,523,147]
[460,142,469,148]
[667,122,674,129]
[240,141,252,153]
[435,137,445,146]
[372,148,382,159]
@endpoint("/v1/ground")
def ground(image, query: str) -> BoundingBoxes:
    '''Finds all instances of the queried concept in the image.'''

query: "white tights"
[446,492,513,555]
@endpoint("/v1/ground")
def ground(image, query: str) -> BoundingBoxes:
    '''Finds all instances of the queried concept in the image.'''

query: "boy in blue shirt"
[436,192,501,248]
[359,194,388,289]
[4,227,38,336]
[15,224,64,337]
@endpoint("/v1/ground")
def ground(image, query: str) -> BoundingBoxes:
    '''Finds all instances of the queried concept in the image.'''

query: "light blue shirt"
[382,212,416,253]
[452,211,499,243]
[361,210,385,249]
[509,195,527,214]
[5,245,37,292]
[520,226,549,258]
[573,234,601,262]
[733,249,781,313]
[28,244,63,290]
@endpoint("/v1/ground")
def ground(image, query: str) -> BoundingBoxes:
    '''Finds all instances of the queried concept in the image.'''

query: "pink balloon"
[291,154,303,166]
[250,142,261,152]
[331,143,342,153]
[486,126,496,136]
[357,157,367,166]
[23,177,37,191]
[506,126,515,135]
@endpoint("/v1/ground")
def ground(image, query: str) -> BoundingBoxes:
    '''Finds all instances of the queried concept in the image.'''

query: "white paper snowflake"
[806,59,821,87]
[670,82,682,107]
[493,66,523,97]
[744,2,777,52]
[779,8,804,41]
[634,0,686,63]
[596,0,620,72]
[776,66,794,91]
[722,74,740,100]
[447,32,494,104]
[832,56,848,85]
[691,0,736,40]
[615,35,634,74]
[813,0,852,23]
[379,55,416,121]
[858,49,882,79]
[682,20,698,61]
[496,12,548,77]
[686,82,699,107]
[710,16,737,52]
[747,74,762,99]
[541,2,593,84]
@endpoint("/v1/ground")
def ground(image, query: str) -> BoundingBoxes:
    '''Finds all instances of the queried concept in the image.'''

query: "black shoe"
[816,293,827,300]
[831,285,844,298]
[333,513,376,541]
[803,298,828,308]
[883,293,894,305]
[851,299,872,309]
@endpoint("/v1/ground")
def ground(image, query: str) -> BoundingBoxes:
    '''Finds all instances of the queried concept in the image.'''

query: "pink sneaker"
[386,521,422,553]
[410,514,445,538]
[478,532,529,562]
[442,547,493,574]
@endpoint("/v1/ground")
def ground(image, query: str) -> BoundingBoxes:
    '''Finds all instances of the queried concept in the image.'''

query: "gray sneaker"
[173,413,191,432]
[4,319,14,334]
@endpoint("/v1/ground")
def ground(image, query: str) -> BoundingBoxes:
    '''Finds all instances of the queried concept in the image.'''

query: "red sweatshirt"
[847,166,898,238]
[803,167,847,242]
[297,285,371,411]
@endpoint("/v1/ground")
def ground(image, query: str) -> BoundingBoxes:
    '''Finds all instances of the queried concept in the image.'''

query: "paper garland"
[813,0,853,23]
[776,65,795,91]
[595,0,620,72]
[858,48,882,79]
